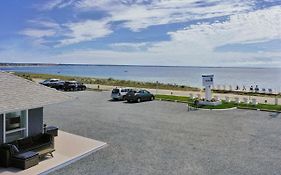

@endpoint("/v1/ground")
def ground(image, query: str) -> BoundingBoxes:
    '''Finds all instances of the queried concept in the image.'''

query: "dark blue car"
[126,90,155,103]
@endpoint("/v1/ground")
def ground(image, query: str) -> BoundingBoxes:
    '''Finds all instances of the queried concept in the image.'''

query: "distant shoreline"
[1,63,280,69]
[0,63,56,67]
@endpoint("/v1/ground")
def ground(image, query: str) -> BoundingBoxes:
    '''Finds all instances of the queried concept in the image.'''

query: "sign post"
[202,75,214,101]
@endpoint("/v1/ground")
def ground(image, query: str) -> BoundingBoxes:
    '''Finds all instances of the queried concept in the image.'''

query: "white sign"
[202,75,214,86]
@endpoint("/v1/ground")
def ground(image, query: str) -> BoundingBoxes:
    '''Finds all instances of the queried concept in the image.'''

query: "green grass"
[156,94,281,111]
[155,94,193,103]
[14,72,200,92]
[192,101,236,109]
[238,103,281,111]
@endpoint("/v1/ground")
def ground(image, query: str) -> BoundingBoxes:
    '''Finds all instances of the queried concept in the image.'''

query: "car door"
[49,80,57,87]
[143,90,151,101]
[138,90,144,100]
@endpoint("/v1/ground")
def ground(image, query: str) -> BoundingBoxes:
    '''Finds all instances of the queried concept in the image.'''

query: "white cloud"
[17,0,281,67]
[27,0,258,46]
[20,18,112,47]
[20,29,56,38]
[58,19,112,46]
[53,6,281,67]
[39,0,75,10]
[110,42,151,51]
[149,6,281,53]
[28,19,61,29]
[73,0,256,31]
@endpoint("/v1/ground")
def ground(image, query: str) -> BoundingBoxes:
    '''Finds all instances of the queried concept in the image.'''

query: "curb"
[192,107,237,111]
[237,107,281,113]
[157,98,237,111]
[156,98,188,103]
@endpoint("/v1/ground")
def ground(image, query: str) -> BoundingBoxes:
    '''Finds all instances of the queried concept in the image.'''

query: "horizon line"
[0,62,280,69]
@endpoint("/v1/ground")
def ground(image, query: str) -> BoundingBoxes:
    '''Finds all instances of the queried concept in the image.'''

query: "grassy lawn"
[155,94,193,103]
[238,103,281,111]
[156,94,281,112]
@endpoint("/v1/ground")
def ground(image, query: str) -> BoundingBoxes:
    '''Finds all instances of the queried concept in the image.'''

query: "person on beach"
[250,85,253,91]
[255,85,259,92]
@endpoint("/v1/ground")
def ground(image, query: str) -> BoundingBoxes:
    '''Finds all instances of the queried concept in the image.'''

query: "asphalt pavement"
[44,91,281,175]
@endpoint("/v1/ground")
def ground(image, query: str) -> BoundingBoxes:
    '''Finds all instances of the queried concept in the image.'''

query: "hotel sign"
[202,75,214,86]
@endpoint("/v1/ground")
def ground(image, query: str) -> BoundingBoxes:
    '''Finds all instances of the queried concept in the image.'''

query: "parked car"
[40,79,59,86]
[111,88,133,100]
[126,90,155,103]
[62,81,86,91]
[40,79,65,90]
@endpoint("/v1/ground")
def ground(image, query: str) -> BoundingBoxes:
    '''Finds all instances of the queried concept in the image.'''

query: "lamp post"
[156,81,159,95]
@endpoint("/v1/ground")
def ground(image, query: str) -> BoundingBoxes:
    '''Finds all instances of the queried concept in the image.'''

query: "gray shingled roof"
[0,72,72,113]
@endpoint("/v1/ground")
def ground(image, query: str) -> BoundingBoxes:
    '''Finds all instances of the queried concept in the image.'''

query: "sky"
[0,0,281,67]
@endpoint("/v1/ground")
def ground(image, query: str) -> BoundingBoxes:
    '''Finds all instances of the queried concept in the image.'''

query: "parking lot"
[44,91,281,175]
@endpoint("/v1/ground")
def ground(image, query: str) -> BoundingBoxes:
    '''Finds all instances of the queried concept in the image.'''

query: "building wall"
[0,114,3,144]
[28,107,43,137]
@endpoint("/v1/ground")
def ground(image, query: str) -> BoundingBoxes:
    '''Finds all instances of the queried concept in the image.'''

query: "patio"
[0,130,107,175]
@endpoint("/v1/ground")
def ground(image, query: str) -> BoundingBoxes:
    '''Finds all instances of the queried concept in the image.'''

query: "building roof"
[0,72,72,113]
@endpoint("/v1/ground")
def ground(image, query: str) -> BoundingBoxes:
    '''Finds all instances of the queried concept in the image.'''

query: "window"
[112,89,120,93]
[4,110,28,143]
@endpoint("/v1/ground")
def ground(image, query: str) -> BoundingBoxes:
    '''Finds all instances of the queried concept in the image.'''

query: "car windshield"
[112,89,119,93]
[65,82,74,84]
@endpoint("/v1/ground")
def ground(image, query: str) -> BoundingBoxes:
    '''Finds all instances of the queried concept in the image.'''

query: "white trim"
[6,127,26,134]
[3,109,28,143]
[1,106,43,116]
[26,109,29,137]
[3,113,6,143]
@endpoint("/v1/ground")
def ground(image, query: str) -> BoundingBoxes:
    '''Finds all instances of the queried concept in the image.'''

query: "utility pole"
[156,81,159,95]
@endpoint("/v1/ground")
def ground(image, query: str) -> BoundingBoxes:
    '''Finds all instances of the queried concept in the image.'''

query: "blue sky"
[0,0,281,67]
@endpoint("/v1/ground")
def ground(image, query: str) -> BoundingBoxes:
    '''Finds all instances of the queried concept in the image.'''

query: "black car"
[62,81,86,91]
[126,90,154,103]
[40,79,65,90]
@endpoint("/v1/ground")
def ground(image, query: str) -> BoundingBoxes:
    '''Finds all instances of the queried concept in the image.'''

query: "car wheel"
[122,96,126,101]
[137,98,141,103]
[150,96,155,101]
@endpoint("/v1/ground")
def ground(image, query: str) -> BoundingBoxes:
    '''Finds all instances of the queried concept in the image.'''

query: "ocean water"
[1,65,281,91]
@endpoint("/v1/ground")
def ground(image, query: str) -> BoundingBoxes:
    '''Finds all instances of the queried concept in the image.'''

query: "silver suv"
[111,88,133,100]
